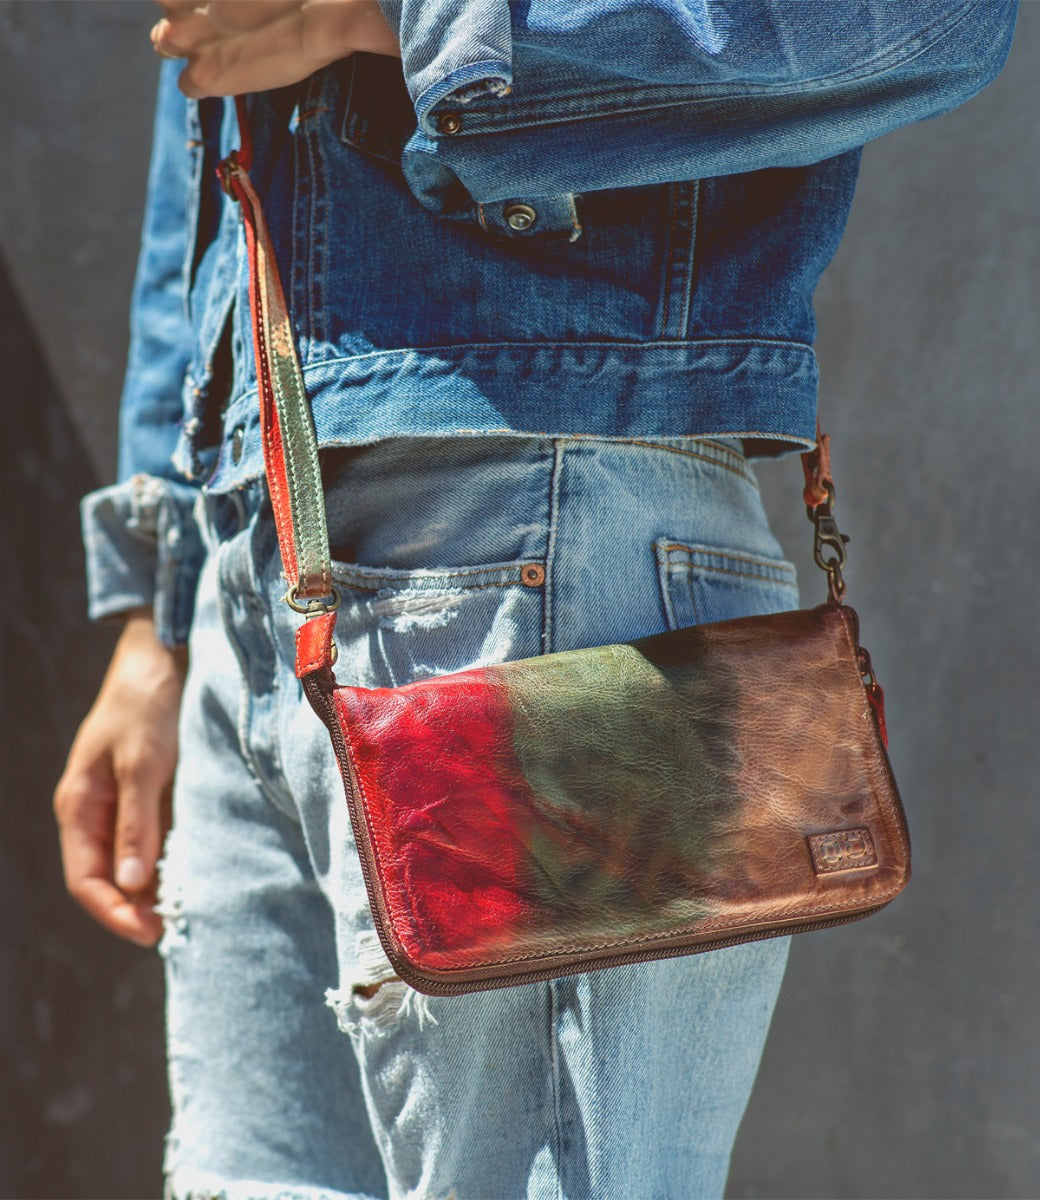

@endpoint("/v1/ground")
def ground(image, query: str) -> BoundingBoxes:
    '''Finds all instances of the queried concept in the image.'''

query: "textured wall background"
[0,3,1036,1196]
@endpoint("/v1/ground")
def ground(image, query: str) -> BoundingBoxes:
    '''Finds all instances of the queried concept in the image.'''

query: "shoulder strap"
[219,98,335,612]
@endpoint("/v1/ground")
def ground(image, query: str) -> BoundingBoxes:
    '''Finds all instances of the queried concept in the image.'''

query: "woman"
[55,3,1015,1196]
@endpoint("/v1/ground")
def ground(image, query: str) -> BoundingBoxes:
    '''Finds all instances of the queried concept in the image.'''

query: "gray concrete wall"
[0,3,1036,1196]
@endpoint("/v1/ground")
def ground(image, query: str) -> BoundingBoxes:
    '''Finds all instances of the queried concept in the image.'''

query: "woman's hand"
[53,612,187,947]
[151,0,401,98]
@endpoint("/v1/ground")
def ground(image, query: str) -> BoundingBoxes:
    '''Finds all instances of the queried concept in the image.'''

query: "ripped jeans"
[159,435,795,1200]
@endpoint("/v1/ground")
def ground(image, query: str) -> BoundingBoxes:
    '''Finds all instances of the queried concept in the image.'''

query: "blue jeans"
[159,435,796,1200]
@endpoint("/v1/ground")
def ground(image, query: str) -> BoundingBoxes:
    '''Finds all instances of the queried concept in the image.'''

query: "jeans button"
[231,425,244,464]
[504,203,537,231]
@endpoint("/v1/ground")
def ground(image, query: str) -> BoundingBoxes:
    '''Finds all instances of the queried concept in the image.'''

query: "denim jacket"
[82,0,1016,645]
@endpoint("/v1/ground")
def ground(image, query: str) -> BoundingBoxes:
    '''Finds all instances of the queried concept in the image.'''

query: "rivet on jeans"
[504,203,537,232]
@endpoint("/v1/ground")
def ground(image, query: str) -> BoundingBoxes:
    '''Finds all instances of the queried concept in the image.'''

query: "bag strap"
[217,104,849,626]
[801,425,850,602]
[219,98,337,614]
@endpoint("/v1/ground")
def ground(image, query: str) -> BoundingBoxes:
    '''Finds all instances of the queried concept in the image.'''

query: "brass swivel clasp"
[217,152,243,200]
[285,585,341,665]
[807,482,850,602]
[284,584,341,616]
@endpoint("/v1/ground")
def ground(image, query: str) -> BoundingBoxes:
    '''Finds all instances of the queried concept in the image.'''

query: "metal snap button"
[437,112,462,135]
[521,563,546,587]
[504,203,537,231]
[230,425,244,464]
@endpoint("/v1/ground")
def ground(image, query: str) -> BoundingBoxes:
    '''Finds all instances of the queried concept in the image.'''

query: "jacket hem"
[203,339,818,493]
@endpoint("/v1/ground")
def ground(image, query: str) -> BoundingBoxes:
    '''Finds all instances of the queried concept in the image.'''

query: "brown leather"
[801,427,834,509]
[295,611,336,678]
[303,602,911,995]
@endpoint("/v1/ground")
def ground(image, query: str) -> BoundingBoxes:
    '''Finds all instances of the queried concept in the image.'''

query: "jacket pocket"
[337,53,417,167]
[655,539,798,630]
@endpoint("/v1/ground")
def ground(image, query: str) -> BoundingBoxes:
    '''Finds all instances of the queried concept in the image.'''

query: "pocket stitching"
[659,541,797,582]
[655,538,798,632]
[330,559,546,594]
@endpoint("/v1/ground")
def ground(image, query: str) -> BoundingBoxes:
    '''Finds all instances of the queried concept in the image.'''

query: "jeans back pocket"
[655,539,799,630]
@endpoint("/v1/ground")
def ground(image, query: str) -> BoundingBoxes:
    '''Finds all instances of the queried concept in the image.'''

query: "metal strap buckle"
[806,482,850,602]
[284,585,341,616]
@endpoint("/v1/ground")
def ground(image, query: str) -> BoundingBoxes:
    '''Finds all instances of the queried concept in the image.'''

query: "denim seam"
[658,180,698,341]
[182,101,203,322]
[216,542,298,821]
[215,545,267,808]
[548,982,565,1200]
[621,437,756,487]
[238,336,817,399]
[309,75,329,357]
[334,576,535,596]
[670,561,797,587]
[542,440,566,654]
[682,180,699,340]
[655,545,683,631]
[661,543,798,579]
[291,82,311,355]
[656,183,677,340]
[340,125,409,167]
[291,335,814,358]
[337,564,529,581]
[297,105,332,123]
[684,566,703,625]
[329,556,545,584]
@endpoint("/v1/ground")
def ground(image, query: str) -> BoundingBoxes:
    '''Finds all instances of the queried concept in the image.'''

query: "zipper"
[390,904,896,998]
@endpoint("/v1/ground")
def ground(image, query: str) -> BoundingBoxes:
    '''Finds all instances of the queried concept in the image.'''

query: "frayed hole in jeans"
[374,590,463,633]
[154,838,189,955]
[325,931,437,1038]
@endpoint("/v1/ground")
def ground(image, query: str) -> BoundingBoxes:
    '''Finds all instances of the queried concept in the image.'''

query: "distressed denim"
[160,435,796,1199]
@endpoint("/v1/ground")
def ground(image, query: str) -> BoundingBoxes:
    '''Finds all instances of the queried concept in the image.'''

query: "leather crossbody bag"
[219,109,910,997]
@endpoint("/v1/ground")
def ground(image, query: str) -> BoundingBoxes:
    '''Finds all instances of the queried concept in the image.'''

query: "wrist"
[115,608,189,673]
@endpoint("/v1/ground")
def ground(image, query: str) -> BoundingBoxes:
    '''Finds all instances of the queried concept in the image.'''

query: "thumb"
[113,764,165,897]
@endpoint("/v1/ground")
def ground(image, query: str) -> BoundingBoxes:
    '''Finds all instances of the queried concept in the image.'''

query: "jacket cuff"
[375,0,512,119]
[81,475,206,648]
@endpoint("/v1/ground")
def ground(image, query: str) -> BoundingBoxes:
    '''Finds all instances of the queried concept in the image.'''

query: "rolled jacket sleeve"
[377,0,1018,211]
[81,475,205,647]
[81,61,205,647]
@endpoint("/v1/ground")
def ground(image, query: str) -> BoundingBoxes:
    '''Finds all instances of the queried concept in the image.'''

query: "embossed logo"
[808,827,879,875]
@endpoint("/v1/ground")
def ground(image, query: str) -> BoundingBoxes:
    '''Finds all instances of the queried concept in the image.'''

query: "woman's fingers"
[150,1,401,97]
[111,758,167,901]
[54,612,185,948]
[175,10,312,97]
[54,766,163,946]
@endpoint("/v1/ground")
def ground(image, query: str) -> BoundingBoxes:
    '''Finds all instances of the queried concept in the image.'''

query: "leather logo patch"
[808,828,878,875]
